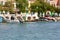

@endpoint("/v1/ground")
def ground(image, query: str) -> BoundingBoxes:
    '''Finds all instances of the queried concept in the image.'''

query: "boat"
[3,15,25,23]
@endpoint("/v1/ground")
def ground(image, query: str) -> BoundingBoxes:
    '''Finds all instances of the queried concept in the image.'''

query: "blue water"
[0,22,60,40]
[0,17,3,22]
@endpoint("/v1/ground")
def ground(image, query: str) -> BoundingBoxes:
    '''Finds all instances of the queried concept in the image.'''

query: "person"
[45,12,50,17]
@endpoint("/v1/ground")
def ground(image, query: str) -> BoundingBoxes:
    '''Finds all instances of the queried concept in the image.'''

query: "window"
[0,1,5,5]
[0,1,3,5]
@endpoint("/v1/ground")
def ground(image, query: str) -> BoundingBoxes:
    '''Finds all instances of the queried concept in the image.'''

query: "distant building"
[0,0,16,13]
[28,0,35,1]
[28,0,35,3]
[44,0,59,8]
[0,0,14,5]
[57,0,60,8]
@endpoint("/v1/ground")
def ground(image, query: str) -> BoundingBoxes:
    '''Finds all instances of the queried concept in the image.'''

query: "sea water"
[0,17,3,23]
[0,22,60,40]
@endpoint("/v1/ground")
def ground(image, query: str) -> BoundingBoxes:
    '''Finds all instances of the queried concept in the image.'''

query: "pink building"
[57,0,60,7]
[28,0,35,3]
[45,0,59,7]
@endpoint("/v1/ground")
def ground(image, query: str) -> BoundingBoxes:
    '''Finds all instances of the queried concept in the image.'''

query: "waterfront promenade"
[0,12,60,23]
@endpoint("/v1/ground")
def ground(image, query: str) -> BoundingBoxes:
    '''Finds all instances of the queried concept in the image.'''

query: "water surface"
[0,22,60,40]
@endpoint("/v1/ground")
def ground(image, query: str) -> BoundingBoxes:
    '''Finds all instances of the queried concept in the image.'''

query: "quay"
[0,13,24,23]
[0,12,59,23]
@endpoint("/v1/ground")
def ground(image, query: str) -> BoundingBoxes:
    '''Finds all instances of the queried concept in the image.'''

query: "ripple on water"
[0,22,60,40]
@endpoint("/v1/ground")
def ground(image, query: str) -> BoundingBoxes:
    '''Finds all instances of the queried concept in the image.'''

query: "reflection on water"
[0,22,60,40]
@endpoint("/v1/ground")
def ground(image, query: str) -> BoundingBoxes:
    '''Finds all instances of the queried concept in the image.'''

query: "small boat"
[44,17,57,22]
[3,16,25,23]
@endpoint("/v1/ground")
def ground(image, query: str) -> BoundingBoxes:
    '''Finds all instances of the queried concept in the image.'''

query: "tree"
[16,0,28,13]
[0,5,2,11]
[3,1,14,12]
[31,0,55,12]
[54,8,60,13]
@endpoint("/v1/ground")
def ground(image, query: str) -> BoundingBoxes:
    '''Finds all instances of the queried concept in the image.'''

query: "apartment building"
[0,0,16,13]
[57,0,60,8]
[28,0,35,3]
[45,0,59,7]
[0,0,14,5]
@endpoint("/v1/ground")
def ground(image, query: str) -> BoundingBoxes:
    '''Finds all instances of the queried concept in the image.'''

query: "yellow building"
[0,0,14,2]
[0,0,15,5]
[0,0,16,13]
